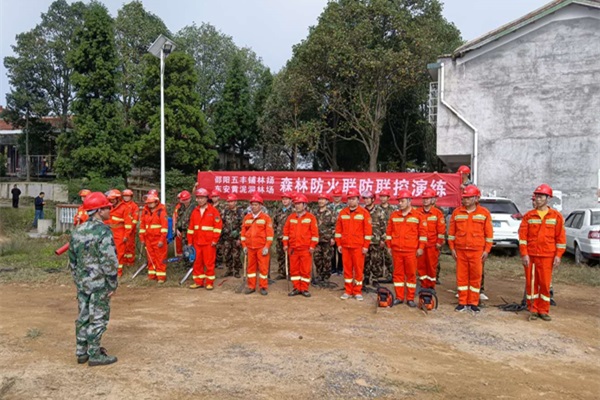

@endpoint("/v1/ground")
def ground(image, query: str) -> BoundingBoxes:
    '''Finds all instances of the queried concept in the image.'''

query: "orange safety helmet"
[333,188,343,196]
[294,194,308,204]
[378,189,392,197]
[346,188,361,198]
[106,189,122,200]
[122,189,133,196]
[78,189,91,197]
[178,190,191,201]
[250,193,264,204]
[421,188,437,198]
[145,194,159,204]
[83,192,112,211]
[396,189,412,200]
[533,184,553,198]
[195,188,209,197]
[318,193,330,201]
[462,184,480,198]
[227,194,238,201]
[458,165,471,175]
[210,190,221,198]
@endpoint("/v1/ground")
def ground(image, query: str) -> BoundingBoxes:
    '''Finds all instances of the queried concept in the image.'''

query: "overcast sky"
[0,0,550,106]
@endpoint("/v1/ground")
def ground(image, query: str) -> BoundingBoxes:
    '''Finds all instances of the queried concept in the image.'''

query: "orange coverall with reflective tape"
[123,200,139,266]
[518,208,566,315]
[105,201,133,277]
[187,204,222,287]
[335,206,372,296]
[386,208,428,301]
[417,206,445,289]
[241,212,274,290]
[73,205,88,226]
[139,203,168,281]
[448,205,493,306]
[283,211,319,292]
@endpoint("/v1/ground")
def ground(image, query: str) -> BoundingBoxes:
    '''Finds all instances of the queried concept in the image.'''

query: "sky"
[0,0,551,106]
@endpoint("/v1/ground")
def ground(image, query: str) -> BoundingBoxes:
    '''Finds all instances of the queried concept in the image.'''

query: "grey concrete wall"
[436,4,600,214]
[1,182,68,202]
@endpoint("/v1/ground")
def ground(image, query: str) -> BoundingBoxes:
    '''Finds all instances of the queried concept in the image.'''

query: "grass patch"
[26,328,42,339]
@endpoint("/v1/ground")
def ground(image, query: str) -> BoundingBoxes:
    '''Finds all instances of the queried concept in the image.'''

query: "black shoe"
[393,299,404,306]
[469,305,481,314]
[550,298,557,306]
[223,271,233,277]
[234,272,241,278]
[301,291,311,298]
[275,274,286,280]
[288,289,301,297]
[407,300,417,308]
[455,304,467,312]
[77,354,89,364]
[260,288,268,296]
[244,288,255,295]
[436,279,441,285]
[88,347,117,367]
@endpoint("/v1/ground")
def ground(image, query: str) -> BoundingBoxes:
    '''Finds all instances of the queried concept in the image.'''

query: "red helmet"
[346,188,360,198]
[462,184,480,198]
[318,193,330,201]
[210,190,220,198]
[227,194,238,201]
[122,189,133,196]
[397,189,412,200]
[78,189,91,197]
[361,191,374,199]
[83,192,112,211]
[147,189,158,196]
[145,194,159,204]
[195,188,209,197]
[282,192,293,199]
[421,188,437,198]
[178,190,191,201]
[250,193,264,204]
[458,165,471,175]
[533,184,553,198]
[106,189,121,200]
[333,188,343,196]
[378,189,392,197]
[294,194,308,204]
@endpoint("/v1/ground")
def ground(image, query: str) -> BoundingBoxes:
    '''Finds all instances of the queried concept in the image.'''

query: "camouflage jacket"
[329,202,346,217]
[273,206,293,238]
[175,202,194,234]
[221,206,244,240]
[379,204,397,230]
[365,204,388,244]
[315,207,336,243]
[69,218,118,294]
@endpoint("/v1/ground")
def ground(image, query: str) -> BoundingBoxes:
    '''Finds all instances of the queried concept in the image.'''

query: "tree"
[131,52,217,174]
[55,2,130,179]
[114,1,170,125]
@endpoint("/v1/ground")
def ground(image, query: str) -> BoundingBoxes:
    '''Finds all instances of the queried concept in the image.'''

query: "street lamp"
[148,34,176,205]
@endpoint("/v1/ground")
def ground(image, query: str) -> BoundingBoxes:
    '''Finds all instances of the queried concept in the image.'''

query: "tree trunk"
[368,129,381,172]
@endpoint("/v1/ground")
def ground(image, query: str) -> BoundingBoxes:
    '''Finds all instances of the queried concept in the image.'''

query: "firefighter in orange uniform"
[458,165,472,190]
[519,184,566,322]
[283,194,319,297]
[122,189,139,267]
[385,190,427,307]
[417,188,445,290]
[448,184,493,313]
[73,189,91,226]
[139,194,168,282]
[105,189,133,277]
[335,188,372,301]
[187,188,222,290]
[240,193,274,296]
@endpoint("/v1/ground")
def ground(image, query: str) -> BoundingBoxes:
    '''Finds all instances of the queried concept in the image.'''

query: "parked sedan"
[479,197,522,256]
[564,208,600,264]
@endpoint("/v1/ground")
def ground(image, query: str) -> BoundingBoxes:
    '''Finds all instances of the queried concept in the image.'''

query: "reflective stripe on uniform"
[519,240,527,245]
[247,273,257,278]
[335,233,342,238]
[406,283,417,288]
[201,226,214,231]
[447,235,456,240]
[393,282,405,287]
[527,219,542,224]
[419,236,427,242]
[290,276,301,281]
[469,286,480,293]
[300,277,311,283]
[259,274,269,279]
[540,294,551,302]
[457,285,468,291]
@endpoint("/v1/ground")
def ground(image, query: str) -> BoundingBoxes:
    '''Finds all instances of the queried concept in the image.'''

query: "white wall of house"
[1,182,68,202]
[436,4,600,213]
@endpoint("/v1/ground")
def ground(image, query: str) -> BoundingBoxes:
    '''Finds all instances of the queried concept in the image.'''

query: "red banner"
[197,171,461,207]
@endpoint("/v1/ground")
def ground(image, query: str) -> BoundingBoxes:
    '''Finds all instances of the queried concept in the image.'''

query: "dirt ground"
[1,263,599,400]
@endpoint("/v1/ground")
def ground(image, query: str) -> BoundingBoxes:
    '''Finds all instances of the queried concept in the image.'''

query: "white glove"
[261,247,269,256]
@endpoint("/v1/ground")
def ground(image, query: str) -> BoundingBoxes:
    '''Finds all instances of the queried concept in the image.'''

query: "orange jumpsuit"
[139,204,168,281]
[73,205,88,226]
[105,201,133,277]
[123,199,139,267]
[386,208,428,301]
[241,211,274,290]
[417,206,445,289]
[283,211,319,292]
[518,208,566,315]
[187,204,222,287]
[448,205,493,306]
[335,206,372,296]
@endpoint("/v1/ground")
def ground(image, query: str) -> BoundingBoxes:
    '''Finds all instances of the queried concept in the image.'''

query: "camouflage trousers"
[383,245,393,277]
[276,238,286,277]
[222,238,242,275]
[76,289,111,358]
[364,244,386,282]
[313,242,334,281]
[216,239,225,267]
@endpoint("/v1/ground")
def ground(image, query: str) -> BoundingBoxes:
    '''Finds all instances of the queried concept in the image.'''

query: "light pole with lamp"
[148,34,176,205]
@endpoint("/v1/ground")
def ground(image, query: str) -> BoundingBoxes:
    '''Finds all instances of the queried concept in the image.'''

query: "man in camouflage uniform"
[68,192,118,366]
[221,194,244,278]
[211,190,226,268]
[313,193,336,283]
[273,192,294,279]
[329,188,346,275]
[378,189,396,280]
[362,191,387,285]
[175,190,194,266]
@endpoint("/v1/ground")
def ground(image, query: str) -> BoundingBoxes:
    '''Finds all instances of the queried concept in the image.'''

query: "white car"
[564,208,600,265]
[479,197,522,256]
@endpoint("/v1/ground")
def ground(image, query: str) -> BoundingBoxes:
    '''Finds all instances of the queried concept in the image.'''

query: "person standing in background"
[33,192,45,228]
[11,184,21,208]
